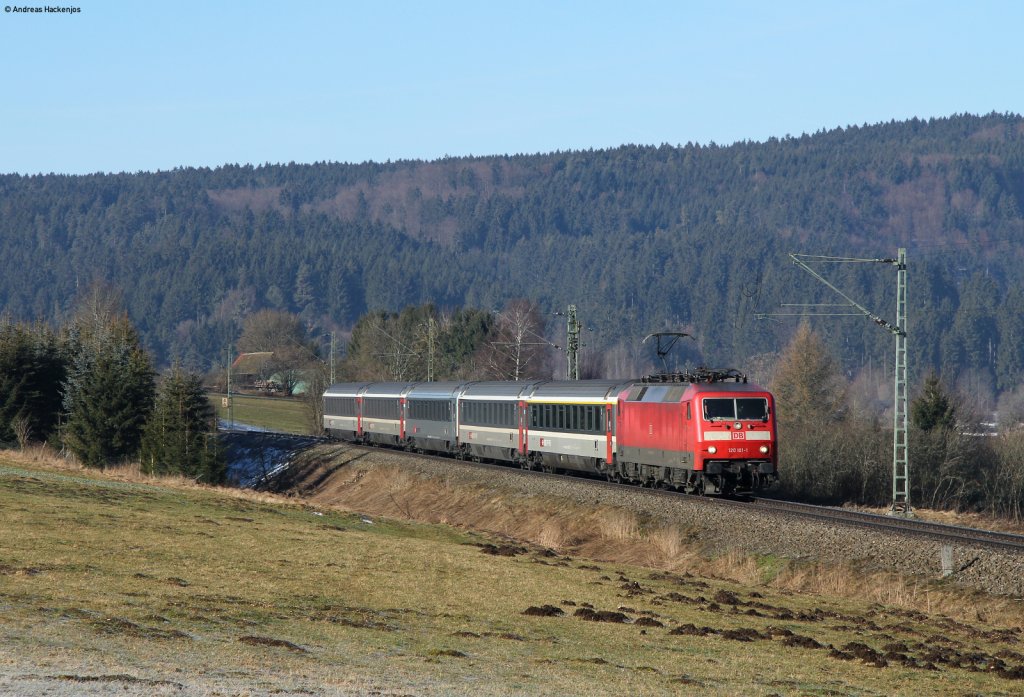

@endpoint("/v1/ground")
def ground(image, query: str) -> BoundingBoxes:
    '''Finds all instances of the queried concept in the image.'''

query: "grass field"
[2,450,1024,695]
[208,392,311,434]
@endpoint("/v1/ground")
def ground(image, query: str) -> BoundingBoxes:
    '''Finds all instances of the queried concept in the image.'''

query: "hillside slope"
[2,113,1023,393]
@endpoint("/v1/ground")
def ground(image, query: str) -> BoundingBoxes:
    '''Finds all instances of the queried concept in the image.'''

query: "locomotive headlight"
[708,446,717,454]
[759,445,769,454]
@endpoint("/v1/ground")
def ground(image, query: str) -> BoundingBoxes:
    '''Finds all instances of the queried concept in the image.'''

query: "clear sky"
[1,1,1022,175]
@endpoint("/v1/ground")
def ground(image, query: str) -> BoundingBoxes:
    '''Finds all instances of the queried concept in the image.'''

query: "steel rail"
[746,497,1024,553]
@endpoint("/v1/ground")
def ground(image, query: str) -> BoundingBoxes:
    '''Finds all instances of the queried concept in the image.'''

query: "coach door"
[605,403,614,464]
[518,400,527,455]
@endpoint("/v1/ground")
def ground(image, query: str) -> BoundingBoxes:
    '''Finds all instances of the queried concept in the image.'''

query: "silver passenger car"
[456,381,539,463]
[404,381,462,454]
[522,380,630,474]
[323,382,372,439]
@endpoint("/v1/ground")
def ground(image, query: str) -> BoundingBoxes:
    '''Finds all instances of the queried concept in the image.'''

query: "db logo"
[731,431,746,440]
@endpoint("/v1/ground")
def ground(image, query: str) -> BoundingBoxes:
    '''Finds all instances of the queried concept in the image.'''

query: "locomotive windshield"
[703,398,769,421]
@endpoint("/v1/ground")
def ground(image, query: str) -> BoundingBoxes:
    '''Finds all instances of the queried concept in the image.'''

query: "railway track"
[743,497,1024,554]
[234,429,1024,556]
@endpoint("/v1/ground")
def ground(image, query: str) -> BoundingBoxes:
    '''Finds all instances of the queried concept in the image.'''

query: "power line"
[764,249,912,518]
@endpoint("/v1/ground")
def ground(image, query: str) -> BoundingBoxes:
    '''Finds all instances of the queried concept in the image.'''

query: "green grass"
[2,454,1024,695]
[208,392,311,434]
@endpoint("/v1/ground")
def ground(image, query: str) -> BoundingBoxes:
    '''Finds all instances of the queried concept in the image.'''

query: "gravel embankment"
[284,444,1024,598]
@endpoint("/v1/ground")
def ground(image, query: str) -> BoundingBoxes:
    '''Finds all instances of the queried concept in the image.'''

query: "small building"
[230,352,278,392]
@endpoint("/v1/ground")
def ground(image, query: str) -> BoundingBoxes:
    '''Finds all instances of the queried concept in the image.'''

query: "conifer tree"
[911,372,957,431]
[140,366,225,483]
[0,320,67,445]
[770,322,847,428]
[62,315,155,468]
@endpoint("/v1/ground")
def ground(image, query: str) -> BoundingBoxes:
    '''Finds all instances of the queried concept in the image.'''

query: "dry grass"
[11,442,1024,631]
[5,444,1024,695]
[282,445,1024,631]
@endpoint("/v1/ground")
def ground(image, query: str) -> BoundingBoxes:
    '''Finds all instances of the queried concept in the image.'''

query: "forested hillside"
[3,113,1023,405]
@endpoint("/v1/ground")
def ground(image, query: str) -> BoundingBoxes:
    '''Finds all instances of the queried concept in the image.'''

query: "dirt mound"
[522,605,564,617]
[237,635,307,653]
[573,608,630,623]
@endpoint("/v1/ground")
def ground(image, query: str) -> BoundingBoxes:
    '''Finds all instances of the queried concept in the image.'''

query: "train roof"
[325,382,421,398]
[324,382,373,397]
[688,381,769,394]
[526,380,632,402]
[405,382,464,400]
[326,377,771,401]
[358,382,418,398]
[458,381,541,399]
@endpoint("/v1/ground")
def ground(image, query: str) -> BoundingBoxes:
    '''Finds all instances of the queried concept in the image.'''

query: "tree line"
[2,113,1024,412]
[0,288,224,483]
[771,323,1024,522]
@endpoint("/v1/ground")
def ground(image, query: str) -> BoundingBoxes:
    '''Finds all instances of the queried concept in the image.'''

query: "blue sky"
[1,1,1022,175]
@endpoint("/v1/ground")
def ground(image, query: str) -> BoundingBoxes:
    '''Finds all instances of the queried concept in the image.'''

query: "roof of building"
[231,351,273,374]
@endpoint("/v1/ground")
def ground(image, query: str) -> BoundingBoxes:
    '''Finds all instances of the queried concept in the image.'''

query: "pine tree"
[63,315,155,468]
[140,366,225,483]
[911,373,957,431]
[0,320,66,445]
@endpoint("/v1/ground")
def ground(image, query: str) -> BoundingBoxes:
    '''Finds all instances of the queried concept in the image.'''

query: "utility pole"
[565,305,581,380]
[891,248,910,516]
[225,345,234,429]
[427,317,436,382]
[767,249,911,517]
[329,332,336,384]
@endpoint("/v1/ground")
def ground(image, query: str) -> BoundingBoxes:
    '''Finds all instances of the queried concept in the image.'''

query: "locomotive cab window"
[703,398,768,422]
[736,398,769,421]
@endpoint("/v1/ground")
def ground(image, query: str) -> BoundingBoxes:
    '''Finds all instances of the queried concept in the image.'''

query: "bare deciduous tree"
[301,362,330,436]
[479,299,552,380]
[11,414,31,450]
[982,430,1024,522]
